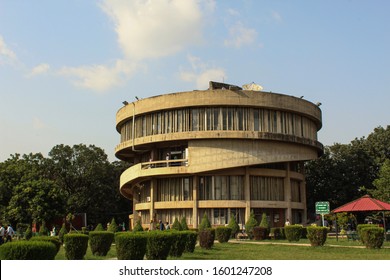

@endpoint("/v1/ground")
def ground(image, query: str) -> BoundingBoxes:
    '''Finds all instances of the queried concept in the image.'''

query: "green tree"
[199,213,211,230]
[245,211,258,239]
[227,214,240,238]
[369,159,390,202]
[108,217,119,232]
[180,217,189,231]
[171,218,182,231]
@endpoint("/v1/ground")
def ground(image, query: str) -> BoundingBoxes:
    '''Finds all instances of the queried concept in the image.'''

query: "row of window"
[138,175,303,203]
[120,107,318,143]
[138,208,303,227]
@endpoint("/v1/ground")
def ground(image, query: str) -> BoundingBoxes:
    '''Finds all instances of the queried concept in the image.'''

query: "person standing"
[285,219,290,226]
[0,224,5,245]
[6,224,15,242]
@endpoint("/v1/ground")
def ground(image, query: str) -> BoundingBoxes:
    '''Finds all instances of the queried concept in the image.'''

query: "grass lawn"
[55,238,390,260]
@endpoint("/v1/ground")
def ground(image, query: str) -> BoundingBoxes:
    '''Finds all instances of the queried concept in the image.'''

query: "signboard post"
[315,201,330,226]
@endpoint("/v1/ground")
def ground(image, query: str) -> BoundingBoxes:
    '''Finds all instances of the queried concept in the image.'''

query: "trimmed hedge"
[115,232,147,260]
[284,225,302,242]
[360,227,384,249]
[216,227,232,243]
[357,224,379,238]
[89,231,114,256]
[146,231,175,260]
[270,227,285,240]
[253,226,268,240]
[169,231,187,257]
[306,226,328,247]
[199,228,215,249]
[183,230,198,253]
[0,241,57,260]
[63,233,89,260]
[30,236,61,253]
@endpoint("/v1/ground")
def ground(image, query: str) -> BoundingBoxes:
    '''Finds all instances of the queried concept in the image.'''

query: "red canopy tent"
[332,195,390,235]
[332,195,390,213]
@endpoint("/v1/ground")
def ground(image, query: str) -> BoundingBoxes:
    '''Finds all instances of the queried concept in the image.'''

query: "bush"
[39,221,49,236]
[58,223,68,244]
[270,227,285,240]
[307,226,328,246]
[216,227,232,243]
[245,211,258,239]
[180,217,189,231]
[146,231,175,260]
[30,236,61,253]
[89,231,114,256]
[284,225,302,242]
[228,214,240,238]
[108,218,118,233]
[133,220,144,232]
[183,231,198,253]
[357,224,378,238]
[199,213,211,230]
[17,223,29,239]
[169,231,187,257]
[25,226,33,240]
[199,228,215,250]
[94,223,105,231]
[63,233,89,260]
[253,226,268,240]
[171,218,182,231]
[360,227,384,249]
[0,241,57,260]
[115,232,147,260]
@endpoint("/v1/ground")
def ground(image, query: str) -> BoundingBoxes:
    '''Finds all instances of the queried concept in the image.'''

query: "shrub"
[270,227,285,240]
[146,231,175,260]
[216,227,232,243]
[301,227,308,239]
[360,227,384,249]
[183,231,198,253]
[25,226,33,240]
[133,220,144,232]
[199,213,211,230]
[63,233,89,260]
[357,224,378,238]
[253,226,268,240]
[306,226,328,246]
[16,223,29,239]
[115,232,147,260]
[169,231,187,257]
[180,217,189,231]
[89,231,115,256]
[228,214,240,238]
[0,241,57,260]
[81,227,89,235]
[171,218,182,231]
[94,223,105,231]
[108,218,118,233]
[30,236,61,253]
[245,211,258,239]
[259,213,269,228]
[39,221,49,236]
[58,223,68,244]
[284,225,302,242]
[199,228,215,250]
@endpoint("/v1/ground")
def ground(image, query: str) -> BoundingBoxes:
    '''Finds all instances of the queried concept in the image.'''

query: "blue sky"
[0,0,389,162]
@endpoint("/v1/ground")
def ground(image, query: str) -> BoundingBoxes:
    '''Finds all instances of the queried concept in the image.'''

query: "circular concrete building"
[115,82,323,229]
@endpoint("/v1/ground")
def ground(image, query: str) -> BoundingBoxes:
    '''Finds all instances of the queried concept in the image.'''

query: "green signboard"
[315,201,330,214]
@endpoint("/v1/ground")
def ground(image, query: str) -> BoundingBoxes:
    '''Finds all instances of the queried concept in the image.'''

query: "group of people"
[0,223,15,245]
[150,220,170,231]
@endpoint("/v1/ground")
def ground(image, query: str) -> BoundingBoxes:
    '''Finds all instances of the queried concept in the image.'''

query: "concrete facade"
[115,82,323,229]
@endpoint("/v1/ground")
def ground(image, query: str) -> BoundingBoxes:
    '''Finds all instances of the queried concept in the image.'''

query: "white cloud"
[224,21,257,48]
[0,35,17,65]
[59,59,137,92]
[100,0,212,60]
[179,55,226,89]
[27,63,50,77]
[271,11,283,22]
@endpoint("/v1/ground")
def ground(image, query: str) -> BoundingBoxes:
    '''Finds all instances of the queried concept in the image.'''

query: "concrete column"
[192,176,198,229]
[284,163,292,223]
[150,179,156,223]
[244,167,251,224]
